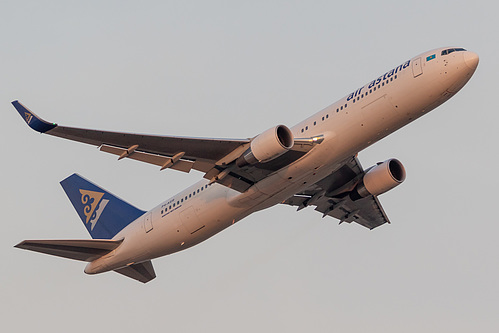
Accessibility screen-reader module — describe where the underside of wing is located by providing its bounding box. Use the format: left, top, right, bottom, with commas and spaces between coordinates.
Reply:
15, 239, 123, 262
282, 156, 391, 229
12, 100, 249, 171
13, 101, 325, 193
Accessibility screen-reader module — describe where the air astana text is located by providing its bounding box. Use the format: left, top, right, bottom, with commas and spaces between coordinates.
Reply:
347, 60, 411, 101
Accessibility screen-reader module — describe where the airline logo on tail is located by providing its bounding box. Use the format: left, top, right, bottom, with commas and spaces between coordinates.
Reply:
24, 112, 32, 124
79, 189, 109, 230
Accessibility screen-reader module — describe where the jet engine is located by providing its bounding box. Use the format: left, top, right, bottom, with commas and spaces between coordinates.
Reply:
236, 125, 294, 167
350, 159, 406, 200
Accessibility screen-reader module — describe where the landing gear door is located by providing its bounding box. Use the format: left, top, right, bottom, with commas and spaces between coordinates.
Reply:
180, 206, 204, 234
412, 57, 423, 77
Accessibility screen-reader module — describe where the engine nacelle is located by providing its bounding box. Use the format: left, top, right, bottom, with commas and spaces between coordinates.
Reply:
350, 159, 406, 200
236, 125, 294, 167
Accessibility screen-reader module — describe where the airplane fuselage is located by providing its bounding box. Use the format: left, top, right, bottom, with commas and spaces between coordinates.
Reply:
85, 47, 478, 275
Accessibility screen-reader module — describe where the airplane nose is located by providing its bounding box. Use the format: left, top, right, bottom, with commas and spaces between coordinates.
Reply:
464, 51, 479, 70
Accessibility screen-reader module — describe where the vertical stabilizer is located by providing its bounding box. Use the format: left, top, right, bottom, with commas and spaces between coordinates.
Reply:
60, 174, 145, 239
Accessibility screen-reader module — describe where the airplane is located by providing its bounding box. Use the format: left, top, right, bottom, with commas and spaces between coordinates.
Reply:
13, 47, 478, 283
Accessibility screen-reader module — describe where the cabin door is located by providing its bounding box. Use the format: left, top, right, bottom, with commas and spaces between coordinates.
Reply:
144, 212, 153, 233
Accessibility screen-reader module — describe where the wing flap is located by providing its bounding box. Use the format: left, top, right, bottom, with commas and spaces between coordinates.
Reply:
315, 195, 390, 229
15, 239, 123, 262
100, 144, 194, 173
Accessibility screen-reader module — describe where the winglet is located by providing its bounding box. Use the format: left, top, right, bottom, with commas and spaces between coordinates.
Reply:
12, 100, 57, 133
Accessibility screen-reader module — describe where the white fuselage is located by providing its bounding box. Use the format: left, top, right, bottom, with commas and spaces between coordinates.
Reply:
85, 47, 478, 275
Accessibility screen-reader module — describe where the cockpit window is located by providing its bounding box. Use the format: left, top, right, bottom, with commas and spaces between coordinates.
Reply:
441, 48, 466, 56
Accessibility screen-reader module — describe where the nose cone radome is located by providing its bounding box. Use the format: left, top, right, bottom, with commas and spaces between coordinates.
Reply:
464, 51, 479, 70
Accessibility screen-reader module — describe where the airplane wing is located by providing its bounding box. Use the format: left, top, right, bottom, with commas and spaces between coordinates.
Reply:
282, 156, 391, 229
13, 101, 323, 192
15, 239, 123, 262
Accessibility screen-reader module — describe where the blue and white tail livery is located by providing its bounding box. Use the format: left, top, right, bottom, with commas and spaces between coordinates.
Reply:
13, 47, 478, 283
60, 174, 145, 239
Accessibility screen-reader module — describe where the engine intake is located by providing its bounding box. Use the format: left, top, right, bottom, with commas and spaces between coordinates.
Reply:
350, 159, 406, 201
236, 125, 294, 167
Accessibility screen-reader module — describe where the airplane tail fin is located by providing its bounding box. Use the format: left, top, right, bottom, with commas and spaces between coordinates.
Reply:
60, 174, 145, 239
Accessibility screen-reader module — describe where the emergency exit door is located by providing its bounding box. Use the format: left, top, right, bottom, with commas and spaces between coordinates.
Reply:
412, 57, 423, 77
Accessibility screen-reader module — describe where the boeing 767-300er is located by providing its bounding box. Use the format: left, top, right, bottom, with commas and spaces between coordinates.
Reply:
13, 47, 478, 283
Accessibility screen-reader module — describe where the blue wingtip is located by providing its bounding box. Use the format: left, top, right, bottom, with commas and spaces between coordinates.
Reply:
12, 100, 57, 133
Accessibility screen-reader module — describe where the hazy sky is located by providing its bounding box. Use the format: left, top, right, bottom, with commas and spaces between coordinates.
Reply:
2, 1, 497, 332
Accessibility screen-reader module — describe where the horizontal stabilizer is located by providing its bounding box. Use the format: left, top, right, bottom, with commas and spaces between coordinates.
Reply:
15, 239, 123, 262
114, 260, 156, 283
